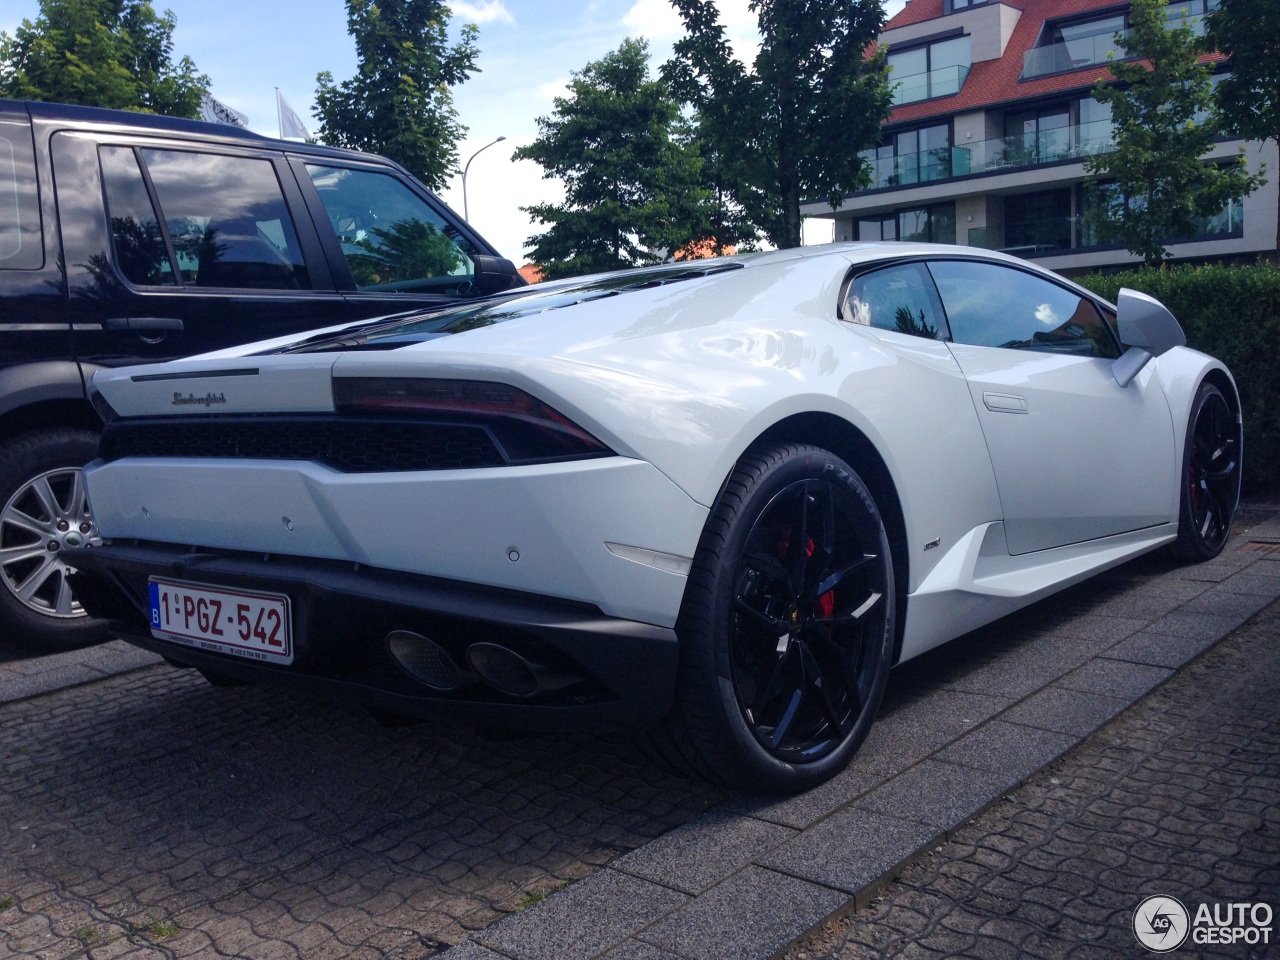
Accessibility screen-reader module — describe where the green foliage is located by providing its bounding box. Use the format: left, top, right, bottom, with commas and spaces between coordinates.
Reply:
1084, 0, 1262, 266
0, 0, 208, 117
314, 0, 479, 193
1077, 262, 1280, 490
1206, 0, 1280, 146
665, 0, 892, 249
515, 38, 712, 280
346, 218, 463, 286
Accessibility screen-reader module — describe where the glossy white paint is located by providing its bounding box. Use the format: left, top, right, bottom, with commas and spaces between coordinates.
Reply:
84, 242, 1237, 661
83, 456, 706, 627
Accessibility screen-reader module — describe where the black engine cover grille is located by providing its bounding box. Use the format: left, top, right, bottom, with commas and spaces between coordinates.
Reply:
101, 416, 506, 472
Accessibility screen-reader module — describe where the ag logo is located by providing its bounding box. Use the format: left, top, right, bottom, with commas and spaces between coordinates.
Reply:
1134, 895, 1190, 952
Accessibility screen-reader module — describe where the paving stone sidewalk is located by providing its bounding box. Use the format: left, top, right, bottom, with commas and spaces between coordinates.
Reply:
1, 503, 1277, 959
447, 506, 1280, 960
785, 596, 1280, 959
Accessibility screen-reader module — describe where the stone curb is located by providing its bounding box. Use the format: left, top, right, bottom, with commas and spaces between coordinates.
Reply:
443, 512, 1280, 960
0, 640, 163, 706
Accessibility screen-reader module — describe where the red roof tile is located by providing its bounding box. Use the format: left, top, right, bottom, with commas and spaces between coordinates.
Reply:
883, 0, 1224, 126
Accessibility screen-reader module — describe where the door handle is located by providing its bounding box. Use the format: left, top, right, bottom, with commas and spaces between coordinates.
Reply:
103, 317, 185, 332
983, 392, 1028, 414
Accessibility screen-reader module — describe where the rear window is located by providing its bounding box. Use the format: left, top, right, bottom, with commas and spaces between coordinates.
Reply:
0, 116, 43, 269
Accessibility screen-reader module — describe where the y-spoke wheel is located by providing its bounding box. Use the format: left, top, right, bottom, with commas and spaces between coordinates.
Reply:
646, 443, 895, 793
0, 429, 108, 651
1170, 383, 1240, 562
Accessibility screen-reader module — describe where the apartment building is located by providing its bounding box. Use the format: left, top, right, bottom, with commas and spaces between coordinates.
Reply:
800, 0, 1278, 273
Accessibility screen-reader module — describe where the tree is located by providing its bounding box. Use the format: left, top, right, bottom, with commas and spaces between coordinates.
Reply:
1084, 0, 1262, 265
664, 0, 893, 249
314, 0, 479, 193
1205, 0, 1280, 251
0, 0, 208, 117
514, 38, 712, 280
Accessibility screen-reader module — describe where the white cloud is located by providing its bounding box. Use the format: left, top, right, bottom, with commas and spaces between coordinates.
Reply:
452, 0, 515, 26
621, 0, 684, 41
539, 77, 570, 100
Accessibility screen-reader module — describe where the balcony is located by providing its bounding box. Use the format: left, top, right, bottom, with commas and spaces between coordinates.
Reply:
1022, 15, 1205, 79
890, 64, 971, 106
859, 119, 1115, 192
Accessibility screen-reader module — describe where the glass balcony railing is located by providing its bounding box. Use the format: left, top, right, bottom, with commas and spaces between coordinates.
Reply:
890, 64, 971, 105
1022, 15, 1205, 79
967, 202, 1241, 257
859, 119, 1115, 192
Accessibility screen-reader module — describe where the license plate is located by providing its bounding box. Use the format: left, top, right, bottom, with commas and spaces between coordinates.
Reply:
148, 578, 293, 665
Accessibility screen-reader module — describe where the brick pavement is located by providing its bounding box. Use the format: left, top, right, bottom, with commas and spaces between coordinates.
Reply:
0, 668, 723, 958
784, 597, 1280, 960
1, 504, 1277, 959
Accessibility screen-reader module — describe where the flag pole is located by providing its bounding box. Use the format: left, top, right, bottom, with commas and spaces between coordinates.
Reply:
275, 87, 282, 140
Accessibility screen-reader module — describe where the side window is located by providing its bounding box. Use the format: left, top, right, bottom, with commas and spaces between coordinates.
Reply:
305, 164, 476, 295
136, 148, 310, 290
927, 260, 1120, 358
100, 146, 176, 286
0, 116, 42, 269
845, 263, 946, 340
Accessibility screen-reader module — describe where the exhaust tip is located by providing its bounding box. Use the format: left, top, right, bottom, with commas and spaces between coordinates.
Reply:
386, 630, 463, 691
467, 642, 540, 698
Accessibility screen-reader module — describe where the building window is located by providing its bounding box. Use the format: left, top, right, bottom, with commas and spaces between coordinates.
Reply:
857, 214, 897, 241
888, 35, 971, 105
860, 123, 953, 189
1079, 180, 1243, 247
1024, 1, 1217, 79
949, 0, 993, 9
899, 203, 956, 244
1004, 189, 1073, 253
998, 97, 1113, 167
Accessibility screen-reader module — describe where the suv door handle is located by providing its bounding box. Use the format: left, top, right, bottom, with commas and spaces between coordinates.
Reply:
103, 317, 185, 332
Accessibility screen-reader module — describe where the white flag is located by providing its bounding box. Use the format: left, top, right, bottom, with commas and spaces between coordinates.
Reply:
276, 89, 311, 141
199, 94, 249, 128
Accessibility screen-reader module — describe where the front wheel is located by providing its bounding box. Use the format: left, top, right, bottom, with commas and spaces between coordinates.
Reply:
1169, 382, 1240, 563
647, 443, 896, 793
0, 429, 109, 652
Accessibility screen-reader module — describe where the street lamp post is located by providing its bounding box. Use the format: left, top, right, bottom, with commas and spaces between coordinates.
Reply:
462, 136, 506, 222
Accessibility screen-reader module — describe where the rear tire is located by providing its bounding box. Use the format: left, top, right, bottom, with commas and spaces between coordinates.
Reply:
1168, 383, 1240, 563
644, 443, 895, 793
0, 429, 108, 652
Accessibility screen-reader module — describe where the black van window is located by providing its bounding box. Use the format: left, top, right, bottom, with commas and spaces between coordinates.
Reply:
99, 146, 176, 286
140, 149, 311, 290
306, 164, 476, 295
0, 116, 43, 270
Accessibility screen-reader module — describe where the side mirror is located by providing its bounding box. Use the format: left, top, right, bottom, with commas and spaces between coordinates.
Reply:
1112, 288, 1186, 387
473, 255, 525, 295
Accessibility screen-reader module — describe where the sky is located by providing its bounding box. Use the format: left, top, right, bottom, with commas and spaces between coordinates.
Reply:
3, 0, 907, 262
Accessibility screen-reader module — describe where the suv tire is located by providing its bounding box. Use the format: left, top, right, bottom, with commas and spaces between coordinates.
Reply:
0, 429, 108, 652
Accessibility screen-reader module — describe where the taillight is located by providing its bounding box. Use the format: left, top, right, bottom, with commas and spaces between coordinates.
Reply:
333, 377, 611, 463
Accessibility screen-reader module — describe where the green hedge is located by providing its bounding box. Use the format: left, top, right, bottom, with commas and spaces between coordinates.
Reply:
1076, 262, 1280, 493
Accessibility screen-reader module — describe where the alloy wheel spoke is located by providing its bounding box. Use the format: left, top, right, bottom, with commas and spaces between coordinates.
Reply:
1, 543, 52, 568
15, 554, 60, 603
51, 571, 75, 616
769, 688, 803, 749
813, 554, 875, 599
799, 644, 849, 736
66, 468, 88, 520
30, 476, 64, 524
2, 508, 56, 540
821, 590, 884, 626
735, 596, 786, 636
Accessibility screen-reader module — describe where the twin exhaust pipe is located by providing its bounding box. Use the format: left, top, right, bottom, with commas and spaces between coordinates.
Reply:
386, 630, 582, 699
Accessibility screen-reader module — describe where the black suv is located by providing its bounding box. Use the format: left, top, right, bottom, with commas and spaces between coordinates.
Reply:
0, 99, 521, 651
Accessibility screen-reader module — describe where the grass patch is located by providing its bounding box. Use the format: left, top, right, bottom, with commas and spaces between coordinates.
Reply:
72, 925, 102, 944
136, 913, 180, 939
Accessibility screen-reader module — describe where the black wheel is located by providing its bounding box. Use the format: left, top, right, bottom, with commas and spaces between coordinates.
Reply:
1169, 383, 1240, 563
0, 429, 109, 652
647, 443, 895, 793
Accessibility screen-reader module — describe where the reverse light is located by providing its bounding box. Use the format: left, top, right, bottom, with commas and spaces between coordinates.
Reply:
333, 377, 612, 463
